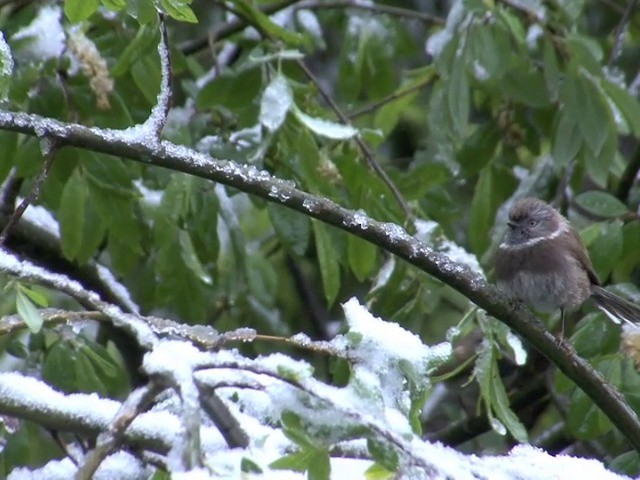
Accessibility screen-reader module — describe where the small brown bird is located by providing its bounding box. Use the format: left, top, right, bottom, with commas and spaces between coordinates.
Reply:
495, 197, 640, 327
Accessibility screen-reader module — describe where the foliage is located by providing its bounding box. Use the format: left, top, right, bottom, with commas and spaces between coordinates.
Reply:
0, 0, 639, 478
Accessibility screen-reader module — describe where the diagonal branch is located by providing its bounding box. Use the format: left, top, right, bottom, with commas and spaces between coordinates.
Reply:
0, 109, 638, 450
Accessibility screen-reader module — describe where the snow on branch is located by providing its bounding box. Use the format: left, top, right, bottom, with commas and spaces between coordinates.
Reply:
0, 105, 639, 452
0, 299, 632, 479
0, 248, 157, 349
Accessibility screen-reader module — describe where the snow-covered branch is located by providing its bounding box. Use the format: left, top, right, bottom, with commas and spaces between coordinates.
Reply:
0, 105, 638, 451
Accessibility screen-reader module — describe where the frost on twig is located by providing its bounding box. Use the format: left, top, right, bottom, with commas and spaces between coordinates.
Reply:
75, 383, 164, 480
0, 248, 156, 349
145, 14, 172, 140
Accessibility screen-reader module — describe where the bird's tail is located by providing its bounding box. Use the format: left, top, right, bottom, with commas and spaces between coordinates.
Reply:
590, 285, 640, 325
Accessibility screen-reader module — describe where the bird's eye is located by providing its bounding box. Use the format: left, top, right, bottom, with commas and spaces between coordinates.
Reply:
529, 220, 537, 227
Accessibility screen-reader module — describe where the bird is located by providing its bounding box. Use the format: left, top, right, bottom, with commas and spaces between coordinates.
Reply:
495, 197, 640, 329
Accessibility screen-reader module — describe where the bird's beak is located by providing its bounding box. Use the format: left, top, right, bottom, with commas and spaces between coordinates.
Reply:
507, 221, 516, 229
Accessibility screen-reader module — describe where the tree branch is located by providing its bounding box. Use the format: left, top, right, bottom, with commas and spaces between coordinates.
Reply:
75, 382, 164, 479
0, 109, 639, 450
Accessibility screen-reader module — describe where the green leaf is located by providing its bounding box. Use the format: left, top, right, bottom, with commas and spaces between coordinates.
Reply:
19, 285, 48, 307
586, 220, 624, 280
307, 448, 330, 480
11, 300, 34, 331
552, 111, 582, 169
111, 24, 159, 77
76, 348, 108, 396
65, 0, 100, 22
601, 79, 640, 136
571, 312, 620, 358
468, 164, 516, 254
59, 170, 88, 261
574, 191, 629, 218
101, 0, 126, 10
270, 450, 313, 472
448, 55, 469, 135
499, 67, 550, 108
567, 358, 617, 438
240, 457, 263, 474
197, 67, 262, 113
542, 37, 559, 101
245, 254, 278, 307
312, 220, 340, 305
490, 366, 528, 442
179, 230, 213, 285
365, 463, 395, 480
160, 0, 198, 23
267, 203, 310, 256
576, 75, 610, 156
42, 342, 77, 393
348, 235, 377, 282
457, 124, 500, 175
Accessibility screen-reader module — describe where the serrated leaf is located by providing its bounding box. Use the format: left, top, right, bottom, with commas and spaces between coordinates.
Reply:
294, 108, 358, 140
65, 0, 100, 22
574, 191, 629, 218
312, 220, 340, 305
59, 170, 87, 260
16, 289, 44, 333
260, 75, 293, 132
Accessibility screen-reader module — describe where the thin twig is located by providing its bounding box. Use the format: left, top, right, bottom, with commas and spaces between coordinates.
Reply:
0, 140, 58, 246
608, 0, 638, 66
179, 0, 304, 55
294, 0, 443, 24
75, 383, 163, 480
295, 60, 412, 218
348, 78, 433, 120
196, 381, 250, 448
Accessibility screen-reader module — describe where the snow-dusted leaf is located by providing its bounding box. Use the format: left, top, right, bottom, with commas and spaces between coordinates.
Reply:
16, 288, 43, 333
294, 108, 358, 140
259, 75, 293, 132
0, 32, 13, 101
